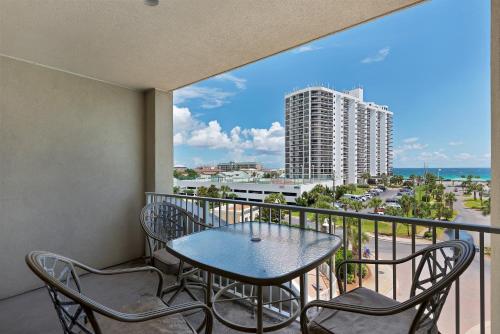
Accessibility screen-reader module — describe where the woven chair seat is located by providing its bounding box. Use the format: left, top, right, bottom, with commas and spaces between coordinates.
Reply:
308, 287, 437, 334
93, 295, 195, 334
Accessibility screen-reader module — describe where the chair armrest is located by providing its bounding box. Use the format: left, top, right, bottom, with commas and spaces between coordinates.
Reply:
75, 263, 164, 297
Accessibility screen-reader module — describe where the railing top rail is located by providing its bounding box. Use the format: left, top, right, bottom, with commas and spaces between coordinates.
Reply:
146, 192, 500, 234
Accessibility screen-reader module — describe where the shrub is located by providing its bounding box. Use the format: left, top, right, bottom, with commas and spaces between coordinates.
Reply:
335, 248, 368, 284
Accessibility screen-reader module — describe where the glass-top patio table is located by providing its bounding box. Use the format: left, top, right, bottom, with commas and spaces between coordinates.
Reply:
166, 221, 342, 333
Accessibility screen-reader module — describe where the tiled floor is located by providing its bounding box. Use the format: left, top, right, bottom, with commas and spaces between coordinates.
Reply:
0, 260, 301, 334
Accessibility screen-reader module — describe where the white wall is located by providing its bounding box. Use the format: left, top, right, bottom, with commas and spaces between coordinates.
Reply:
0, 56, 146, 298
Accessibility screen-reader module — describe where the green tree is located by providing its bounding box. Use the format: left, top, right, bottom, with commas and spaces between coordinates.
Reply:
433, 202, 445, 220
380, 173, 389, 187
385, 206, 403, 217
196, 186, 208, 197
173, 186, 180, 194
398, 194, 414, 217
390, 175, 404, 186
360, 172, 371, 185
442, 207, 453, 221
260, 193, 286, 223
219, 185, 231, 199
348, 200, 364, 213
476, 183, 484, 204
367, 197, 383, 213
444, 192, 457, 211
482, 198, 491, 216
414, 201, 432, 219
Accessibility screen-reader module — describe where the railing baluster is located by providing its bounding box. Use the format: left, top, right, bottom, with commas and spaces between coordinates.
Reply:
411, 224, 416, 280
358, 217, 362, 288
454, 228, 460, 334
342, 216, 347, 291
392, 221, 396, 300
479, 232, 485, 334
375, 219, 379, 293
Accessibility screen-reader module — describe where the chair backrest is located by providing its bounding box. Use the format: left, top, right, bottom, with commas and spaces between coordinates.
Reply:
140, 202, 207, 255
26, 251, 97, 334
409, 240, 475, 332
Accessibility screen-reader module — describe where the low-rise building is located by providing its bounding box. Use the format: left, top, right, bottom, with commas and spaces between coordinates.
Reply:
217, 161, 263, 172
176, 179, 334, 204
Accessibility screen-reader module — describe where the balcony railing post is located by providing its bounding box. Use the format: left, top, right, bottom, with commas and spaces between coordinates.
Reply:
202, 199, 209, 226
299, 210, 306, 229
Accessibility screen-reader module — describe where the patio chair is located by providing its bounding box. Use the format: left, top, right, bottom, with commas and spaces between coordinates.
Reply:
300, 239, 475, 334
25, 251, 213, 334
140, 202, 210, 305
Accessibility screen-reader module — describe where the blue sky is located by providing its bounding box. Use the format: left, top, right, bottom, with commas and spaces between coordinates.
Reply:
173, 0, 490, 169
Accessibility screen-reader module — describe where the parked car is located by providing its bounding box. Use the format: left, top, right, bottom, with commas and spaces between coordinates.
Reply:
385, 202, 402, 209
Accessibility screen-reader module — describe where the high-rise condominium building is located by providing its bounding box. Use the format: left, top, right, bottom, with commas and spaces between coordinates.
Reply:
285, 87, 393, 184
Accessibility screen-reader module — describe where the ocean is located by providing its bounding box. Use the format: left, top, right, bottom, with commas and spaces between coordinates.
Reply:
393, 168, 491, 181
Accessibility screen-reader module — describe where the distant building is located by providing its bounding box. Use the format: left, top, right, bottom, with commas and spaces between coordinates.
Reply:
174, 165, 188, 173
195, 166, 221, 176
217, 161, 263, 172
175, 179, 333, 205
285, 87, 393, 184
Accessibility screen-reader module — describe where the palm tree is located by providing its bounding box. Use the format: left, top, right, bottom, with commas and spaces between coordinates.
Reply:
360, 172, 371, 185
433, 202, 445, 220
219, 185, 231, 199
380, 173, 389, 187
348, 200, 365, 213
444, 192, 457, 211
398, 194, 413, 217
367, 197, 383, 213
476, 183, 484, 205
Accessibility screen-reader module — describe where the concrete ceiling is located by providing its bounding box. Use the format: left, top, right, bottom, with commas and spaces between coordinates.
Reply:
0, 0, 424, 91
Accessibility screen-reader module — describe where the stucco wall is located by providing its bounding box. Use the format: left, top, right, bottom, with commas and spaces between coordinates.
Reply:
0, 56, 146, 298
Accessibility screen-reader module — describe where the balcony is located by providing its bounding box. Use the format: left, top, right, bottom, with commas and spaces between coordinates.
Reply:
1, 194, 496, 333
1, 0, 500, 333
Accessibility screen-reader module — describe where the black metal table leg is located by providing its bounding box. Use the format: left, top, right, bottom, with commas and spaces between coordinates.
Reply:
256, 285, 263, 334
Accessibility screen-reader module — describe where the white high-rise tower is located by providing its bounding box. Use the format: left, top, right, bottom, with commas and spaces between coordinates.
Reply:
285, 86, 393, 184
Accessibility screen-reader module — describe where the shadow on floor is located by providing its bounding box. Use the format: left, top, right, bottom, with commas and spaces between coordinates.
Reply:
0, 260, 301, 334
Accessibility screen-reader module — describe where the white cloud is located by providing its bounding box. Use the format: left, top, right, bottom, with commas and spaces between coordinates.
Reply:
174, 86, 234, 109
418, 151, 449, 161
403, 137, 419, 143
187, 121, 233, 149
455, 152, 474, 161
361, 47, 390, 64
214, 73, 247, 89
449, 141, 463, 146
291, 44, 323, 54
393, 137, 428, 158
243, 122, 285, 154
174, 105, 284, 157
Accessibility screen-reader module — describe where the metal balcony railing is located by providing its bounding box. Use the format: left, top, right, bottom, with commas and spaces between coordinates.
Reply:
146, 193, 499, 333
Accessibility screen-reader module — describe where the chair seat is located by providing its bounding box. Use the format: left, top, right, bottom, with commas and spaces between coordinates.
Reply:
153, 249, 192, 274
308, 287, 437, 334
94, 295, 195, 334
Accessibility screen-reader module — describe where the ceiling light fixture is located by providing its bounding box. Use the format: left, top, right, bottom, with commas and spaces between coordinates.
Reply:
144, 0, 159, 6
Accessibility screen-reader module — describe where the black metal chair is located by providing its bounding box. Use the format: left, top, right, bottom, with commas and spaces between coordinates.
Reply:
140, 202, 209, 305
301, 240, 475, 334
25, 251, 213, 334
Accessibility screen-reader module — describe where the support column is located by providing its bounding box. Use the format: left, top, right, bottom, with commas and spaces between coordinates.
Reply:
491, 1, 499, 333
145, 89, 173, 194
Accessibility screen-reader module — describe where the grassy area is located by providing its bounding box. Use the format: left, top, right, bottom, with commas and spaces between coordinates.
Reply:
352, 187, 369, 195
463, 197, 486, 210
